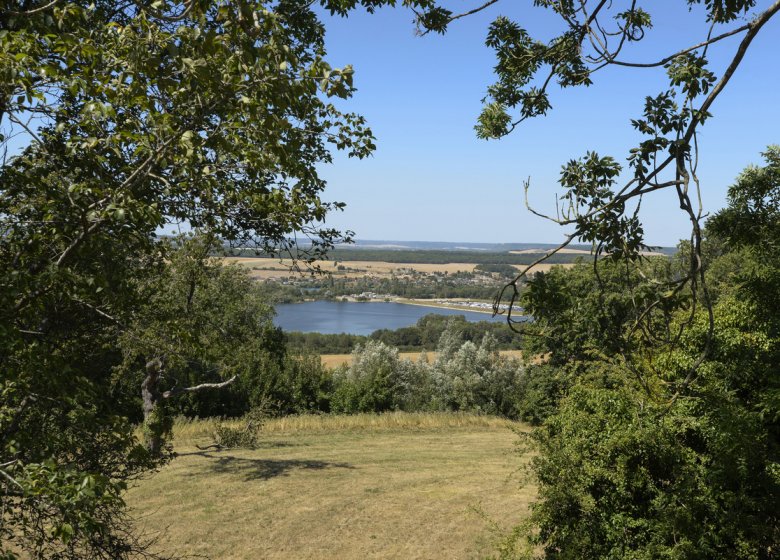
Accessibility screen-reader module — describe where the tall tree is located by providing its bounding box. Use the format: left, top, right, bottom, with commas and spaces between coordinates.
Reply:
394, 0, 780, 328
0, 0, 413, 557
514, 150, 780, 560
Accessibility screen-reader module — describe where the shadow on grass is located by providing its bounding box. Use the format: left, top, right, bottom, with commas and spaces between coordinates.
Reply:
181, 451, 355, 481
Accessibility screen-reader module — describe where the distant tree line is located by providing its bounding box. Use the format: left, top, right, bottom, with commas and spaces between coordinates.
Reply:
323, 275, 502, 300
238, 247, 586, 265
284, 314, 523, 354
257, 273, 518, 302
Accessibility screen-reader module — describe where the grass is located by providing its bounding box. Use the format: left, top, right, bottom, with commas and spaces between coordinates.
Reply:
128, 412, 535, 559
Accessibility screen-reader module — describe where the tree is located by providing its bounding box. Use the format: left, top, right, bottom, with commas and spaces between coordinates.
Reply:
116, 234, 277, 457
391, 0, 780, 328
0, 0, 412, 556
519, 153, 780, 559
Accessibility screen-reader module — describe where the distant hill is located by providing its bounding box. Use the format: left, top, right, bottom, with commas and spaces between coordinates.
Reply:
338, 239, 676, 256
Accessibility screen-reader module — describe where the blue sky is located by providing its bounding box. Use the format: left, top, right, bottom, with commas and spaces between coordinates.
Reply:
314, 2, 780, 246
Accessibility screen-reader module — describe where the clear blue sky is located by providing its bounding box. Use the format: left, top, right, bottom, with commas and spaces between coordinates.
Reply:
314, 2, 780, 247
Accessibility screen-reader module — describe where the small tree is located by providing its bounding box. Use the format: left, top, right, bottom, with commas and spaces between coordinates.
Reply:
115, 235, 274, 456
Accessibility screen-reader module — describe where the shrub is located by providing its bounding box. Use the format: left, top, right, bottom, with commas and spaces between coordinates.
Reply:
331, 341, 413, 413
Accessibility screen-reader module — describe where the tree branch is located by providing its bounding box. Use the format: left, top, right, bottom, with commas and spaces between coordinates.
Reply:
162, 375, 238, 399
602, 23, 751, 69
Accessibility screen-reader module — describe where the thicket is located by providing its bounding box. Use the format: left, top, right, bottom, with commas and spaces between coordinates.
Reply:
330, 328, 525, 417
494, 151, 780, 558
144, 317, 528, 420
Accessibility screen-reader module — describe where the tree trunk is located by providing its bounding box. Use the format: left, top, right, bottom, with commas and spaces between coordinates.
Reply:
141, 357, 237, 457
141, 357, 164, 457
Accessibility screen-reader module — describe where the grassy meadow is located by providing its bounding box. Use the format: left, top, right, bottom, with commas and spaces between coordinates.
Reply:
127, 413, 535, 559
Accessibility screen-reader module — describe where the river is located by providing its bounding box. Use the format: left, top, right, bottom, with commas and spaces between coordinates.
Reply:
273, 301, 508, 335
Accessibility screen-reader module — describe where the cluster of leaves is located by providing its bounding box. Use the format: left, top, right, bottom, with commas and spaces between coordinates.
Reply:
330, 324, 525, 417
498, 150, 780, 559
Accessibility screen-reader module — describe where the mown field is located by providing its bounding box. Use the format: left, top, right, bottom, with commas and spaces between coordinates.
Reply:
127, 413, 535, 560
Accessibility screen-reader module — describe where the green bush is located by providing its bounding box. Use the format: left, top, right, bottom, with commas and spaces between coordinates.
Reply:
331, 341, 413, 413
331, 327, 526, 417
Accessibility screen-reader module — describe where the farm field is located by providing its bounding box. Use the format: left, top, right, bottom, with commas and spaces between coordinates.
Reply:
224, 256, 574, 279
320, 349, 525, 369
127, 413, 534, 560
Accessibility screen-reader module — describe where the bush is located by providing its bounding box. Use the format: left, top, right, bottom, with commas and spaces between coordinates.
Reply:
331, 326, 526, 417
331, 341, 414, 413
209, 407, 268, 449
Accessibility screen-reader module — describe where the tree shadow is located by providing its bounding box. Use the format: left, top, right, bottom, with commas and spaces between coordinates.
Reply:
182, 451, 355, 481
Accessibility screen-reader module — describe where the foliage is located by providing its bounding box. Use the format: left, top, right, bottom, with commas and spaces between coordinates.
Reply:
285, 330, 368, 354
0, 0, 392, 556
515, 152, 780, 558
115, 235, 278, 455
209, 407, 269, 450
331, 322, 526, 416
476, 263, 521, 279
322, 273, 506, 300
513, 364, 567, 426
331, 340, 414, 413
241, 352, 334, 415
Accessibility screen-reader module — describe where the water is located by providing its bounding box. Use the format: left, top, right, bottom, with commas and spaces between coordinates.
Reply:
273, 301, 508, 335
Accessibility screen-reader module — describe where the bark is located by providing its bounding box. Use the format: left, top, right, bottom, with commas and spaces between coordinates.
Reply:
141, 357, 163, 456
141, 357, 237, 457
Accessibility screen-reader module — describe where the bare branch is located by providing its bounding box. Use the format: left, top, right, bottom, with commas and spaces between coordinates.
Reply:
602, 23, 751, 69
162, 375, 238, 399
683, 0, 780, 145
5, 0, 61, 16
446, 0, 500, 23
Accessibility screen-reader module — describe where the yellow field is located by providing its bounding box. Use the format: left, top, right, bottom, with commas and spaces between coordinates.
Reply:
320, 349, 524, 369
127, 413, 535, 559
224, 257, 573, 279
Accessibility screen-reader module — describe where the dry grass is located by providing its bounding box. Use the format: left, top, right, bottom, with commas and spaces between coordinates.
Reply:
224, 257, 575, 279
320, 350, 524, 369
128, 413, 534, 560
511, 263, 574, 274
224, 257, 477, 278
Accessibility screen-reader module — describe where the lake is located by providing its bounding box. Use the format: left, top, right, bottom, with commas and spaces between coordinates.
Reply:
274, 301, 509, 335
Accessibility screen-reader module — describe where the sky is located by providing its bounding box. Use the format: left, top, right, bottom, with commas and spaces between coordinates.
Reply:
311, 2, 780, 247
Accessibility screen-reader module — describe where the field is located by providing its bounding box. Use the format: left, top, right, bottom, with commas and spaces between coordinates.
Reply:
320, 349, 525, 369
224, 256, 573, 280
127, 413, 535, 560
